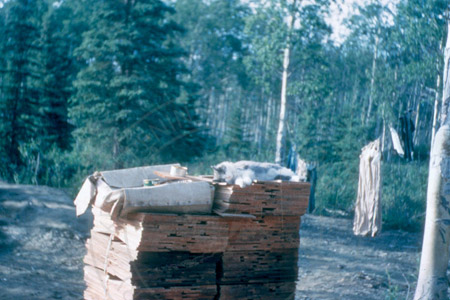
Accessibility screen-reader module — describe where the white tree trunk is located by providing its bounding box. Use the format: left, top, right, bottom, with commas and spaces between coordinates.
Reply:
432, 40, 445, 146
366, 31, 379, 122
414, 124, 450, 300
431, 73, 441, 146
414, 89, 421, 145
381, 118, 386, 153
275, 0, 297, 164
441, 25, 450, 124
414, 21, 450, 300
275, 43, 290, 164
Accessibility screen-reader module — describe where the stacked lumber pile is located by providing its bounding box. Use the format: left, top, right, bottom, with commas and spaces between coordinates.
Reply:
213, 181, 310, 216
84, 208, 221, 300
82, 181, 310, 300
213, 181, 309, 299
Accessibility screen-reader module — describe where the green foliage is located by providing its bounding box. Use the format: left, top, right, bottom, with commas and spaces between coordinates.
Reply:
0, 0, 446, 233
314, 159, 428, 231
221, 107, 251, 159
69, 0, 206, 171
173, 0, 249, 90
243, 2, 285, 94
0, 0, 47, 178
172, 0, 250, 152
385, 269, 400, 300
382, 161, 427, 231
39, 2, 80, 151
315, 160, 360, 215
0, 0, 87, 184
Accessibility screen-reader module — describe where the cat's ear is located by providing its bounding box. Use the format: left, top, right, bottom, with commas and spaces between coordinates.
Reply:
212, 165, 226, 172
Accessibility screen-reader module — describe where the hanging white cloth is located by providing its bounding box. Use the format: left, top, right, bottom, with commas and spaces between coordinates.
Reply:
353, 139, 382, 237
390, 127, 405, 157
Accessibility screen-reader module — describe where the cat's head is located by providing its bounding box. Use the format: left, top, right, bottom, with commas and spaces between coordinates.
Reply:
211, 162, 235, 184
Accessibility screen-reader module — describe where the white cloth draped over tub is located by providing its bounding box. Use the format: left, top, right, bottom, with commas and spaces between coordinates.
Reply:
74, 164, 214, 219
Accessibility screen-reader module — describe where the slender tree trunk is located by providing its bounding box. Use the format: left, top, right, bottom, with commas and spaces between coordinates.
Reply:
413, 85, 422, 145
432, 38, 445, 146
257, 98, 264, 152
258, 90, 265, 154
275, 0, 297, 164
219, 92, 227, 140
441, 31, 450, 124
432, 73, 442, 146
265, 96, 273, 146
206, 88, 215, 129
414, 21, 450, 300
113, 128, 122, 169
381, 117, 386, 153
366, 30, 379, 123
414, 123, 450, 300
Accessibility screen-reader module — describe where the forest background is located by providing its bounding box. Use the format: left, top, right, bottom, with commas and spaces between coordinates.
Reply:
0, 0, 447, 231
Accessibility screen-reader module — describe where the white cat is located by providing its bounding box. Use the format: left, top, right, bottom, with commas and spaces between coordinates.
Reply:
211, 160, 304, 188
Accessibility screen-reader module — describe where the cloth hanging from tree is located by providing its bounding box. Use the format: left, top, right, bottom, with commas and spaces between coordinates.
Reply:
353, 139, 382, 237
399, 111, 415, 161
389, 126, 405, 157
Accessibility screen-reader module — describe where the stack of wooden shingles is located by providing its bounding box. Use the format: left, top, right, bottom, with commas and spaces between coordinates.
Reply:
82, 181, 310, 300
83, 208, 224, 299
213, 181, 310, 299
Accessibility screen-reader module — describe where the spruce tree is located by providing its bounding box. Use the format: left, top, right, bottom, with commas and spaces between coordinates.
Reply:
39, 3, 80, 151
0, 0, 46, 179
70, 0, 204, 170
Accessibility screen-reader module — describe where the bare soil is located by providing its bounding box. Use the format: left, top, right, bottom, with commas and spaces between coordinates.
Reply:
0, 183, 91, 300
297, 214, 422, 300
0, 183, 424, 300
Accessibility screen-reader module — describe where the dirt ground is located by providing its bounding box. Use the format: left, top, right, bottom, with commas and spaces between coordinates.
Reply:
0, 183, 91, 300
297, 214, 422, 300
0, 183, 426, 299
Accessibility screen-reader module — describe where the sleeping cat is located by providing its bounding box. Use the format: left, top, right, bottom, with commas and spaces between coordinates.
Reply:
212, 160, 305, 188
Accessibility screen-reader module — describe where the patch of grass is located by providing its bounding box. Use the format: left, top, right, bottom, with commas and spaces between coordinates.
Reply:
381, 161, 427, 231
314, 160, 359, 215
385, 269, 400, 300
313, 159, 427, 232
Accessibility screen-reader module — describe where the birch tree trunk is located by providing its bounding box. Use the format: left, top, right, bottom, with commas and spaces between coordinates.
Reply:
413, 86, 421, 145
366, 30, 379, 123
266, 97, 273, 144
431, 73, 441, 146
432, 39, 445, 146
275, 0, 297, 164
441, 26, 450, 125
414, 21, 450, 300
